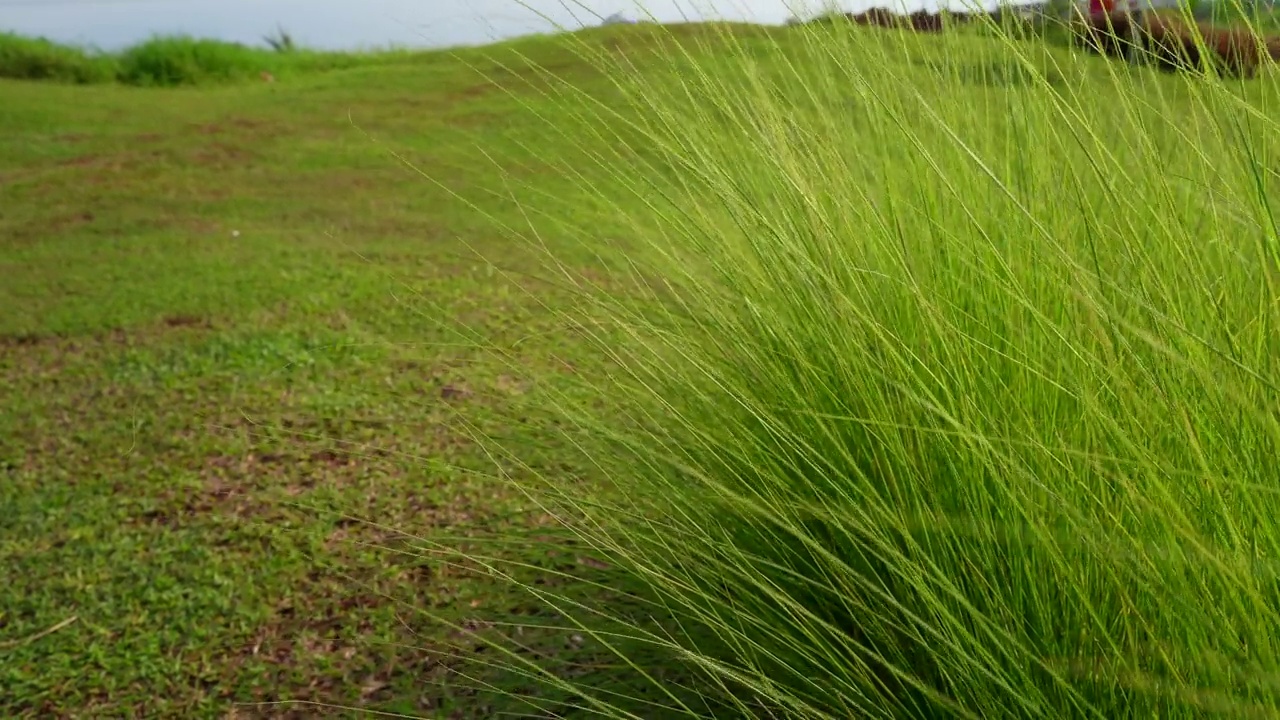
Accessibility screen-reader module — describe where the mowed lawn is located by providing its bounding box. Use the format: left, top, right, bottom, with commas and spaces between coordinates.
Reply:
3, 19, 1279, 719
0, 26, 657, 718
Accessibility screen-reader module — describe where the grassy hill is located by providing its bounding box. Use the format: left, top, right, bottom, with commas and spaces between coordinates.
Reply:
3, 18, 1280, 719
0, 25, 634, 718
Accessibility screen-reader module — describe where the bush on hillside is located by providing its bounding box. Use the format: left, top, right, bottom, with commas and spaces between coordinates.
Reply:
115, 36, 270, 86
0, 32, 116, 83
109, 34, 399, 86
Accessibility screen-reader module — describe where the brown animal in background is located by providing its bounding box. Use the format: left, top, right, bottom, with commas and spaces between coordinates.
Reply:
908, 10, 944, 32
1136, 14, 1203, 71
1204, 24, 1280, 77
1071, 10, 1280, 78
854, 7, 901, 27
1139, 15, 1278, 77
1073, 10, 1143, 60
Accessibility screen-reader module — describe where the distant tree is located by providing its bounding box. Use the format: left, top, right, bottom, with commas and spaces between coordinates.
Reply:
601, 12, 635, 26
263, 25, 295, 53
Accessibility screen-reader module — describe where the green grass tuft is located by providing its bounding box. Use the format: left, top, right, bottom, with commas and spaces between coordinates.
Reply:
115, 36, 278, 86
0, 32, 117, 84
466, 13, 1280, 719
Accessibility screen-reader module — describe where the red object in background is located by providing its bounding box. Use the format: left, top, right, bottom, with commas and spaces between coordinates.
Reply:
1089, 0, 1118, 12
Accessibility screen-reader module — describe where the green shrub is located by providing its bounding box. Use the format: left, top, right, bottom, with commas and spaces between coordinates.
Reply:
114, 35, 269, 86
0, 32, 116, 83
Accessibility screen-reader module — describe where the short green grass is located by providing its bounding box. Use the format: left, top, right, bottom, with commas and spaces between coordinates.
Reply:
0, 27, 657, 717
5, 16, 1280, 719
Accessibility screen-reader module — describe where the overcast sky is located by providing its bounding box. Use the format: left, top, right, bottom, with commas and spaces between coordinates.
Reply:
0, 0, 977, 51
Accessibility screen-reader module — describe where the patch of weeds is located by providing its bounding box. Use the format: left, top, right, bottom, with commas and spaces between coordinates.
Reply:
104, 329, 384, 384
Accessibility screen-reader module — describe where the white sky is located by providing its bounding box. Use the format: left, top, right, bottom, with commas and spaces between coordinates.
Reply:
0, 0, 986, 51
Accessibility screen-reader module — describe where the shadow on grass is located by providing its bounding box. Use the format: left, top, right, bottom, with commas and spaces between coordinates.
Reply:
377, 523, 746, 719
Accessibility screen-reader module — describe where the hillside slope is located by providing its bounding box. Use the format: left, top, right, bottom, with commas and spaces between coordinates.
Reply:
3, 20, 1280, 718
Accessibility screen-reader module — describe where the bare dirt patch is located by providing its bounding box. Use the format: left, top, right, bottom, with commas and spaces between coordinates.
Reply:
190, 142, 259, 168
58, 154, 101, 168
3, 209, 98, 245
0, 332, 44, 348
446, 58, 586, 104
191, 117, 278, 139
162, 314, 210, 329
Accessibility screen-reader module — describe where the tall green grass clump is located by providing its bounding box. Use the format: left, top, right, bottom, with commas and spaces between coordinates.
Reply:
115, 36, 277, 86
111, 34, 404, 86
0, 32, 116, 83
464, 11, 1280, 719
